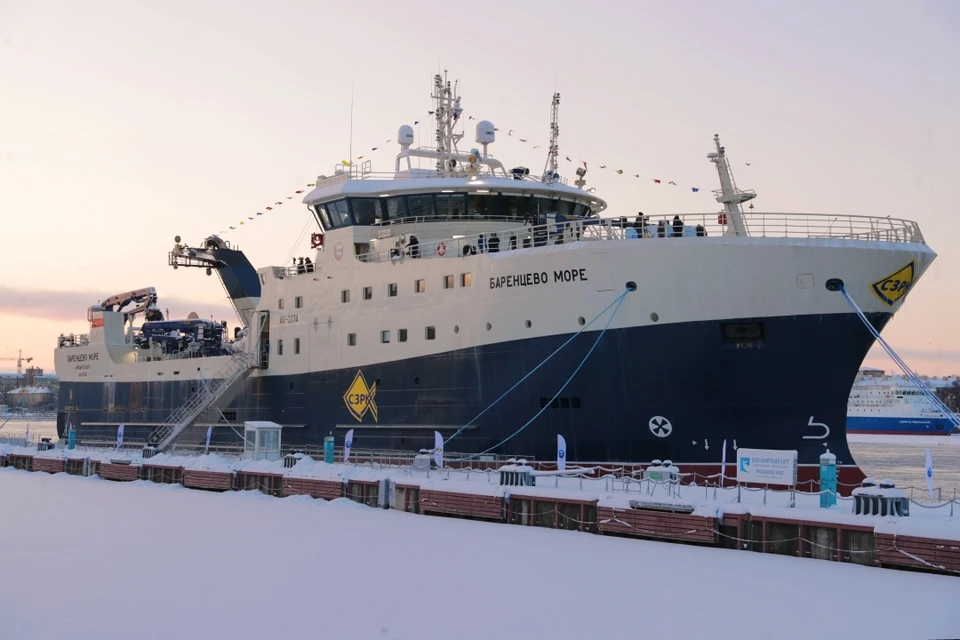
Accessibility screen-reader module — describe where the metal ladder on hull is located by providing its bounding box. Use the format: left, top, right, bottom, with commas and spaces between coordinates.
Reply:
148, 351, 256, 451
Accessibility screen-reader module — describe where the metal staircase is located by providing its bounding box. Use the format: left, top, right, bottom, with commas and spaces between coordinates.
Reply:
148, 351, 256, 451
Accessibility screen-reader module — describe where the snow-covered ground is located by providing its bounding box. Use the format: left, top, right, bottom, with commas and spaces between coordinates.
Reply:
0, 469, 957, 640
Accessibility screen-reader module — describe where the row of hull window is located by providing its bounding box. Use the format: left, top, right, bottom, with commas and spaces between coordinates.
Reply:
341, 273, 471, 303
275, 338, 301, 356
348, 327, 434, 346
312, 194, 593, 230
278, 296, 303, 310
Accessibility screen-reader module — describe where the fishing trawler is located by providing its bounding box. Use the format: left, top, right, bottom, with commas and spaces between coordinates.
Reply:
54, 71, 937, 486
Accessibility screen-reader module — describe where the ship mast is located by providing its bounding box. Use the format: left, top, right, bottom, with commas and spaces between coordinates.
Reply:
542, 92, 560, 184
432, 71, 463, 177
709, 134, 755, 237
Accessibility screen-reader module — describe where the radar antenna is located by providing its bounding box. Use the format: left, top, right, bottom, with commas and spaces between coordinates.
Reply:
432, 71, 464, 177
542, 92, 561, 184
708, 134, 756, 237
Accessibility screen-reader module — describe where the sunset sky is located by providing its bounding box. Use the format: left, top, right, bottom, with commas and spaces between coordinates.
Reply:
1, 0, 958, 375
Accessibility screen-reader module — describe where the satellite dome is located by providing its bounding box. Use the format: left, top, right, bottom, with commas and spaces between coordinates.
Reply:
475, 120, 495, 145
398, 125, 415, 146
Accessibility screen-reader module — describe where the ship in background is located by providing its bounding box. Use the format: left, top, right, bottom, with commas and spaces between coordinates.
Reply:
54, 72, 938, 487
847, 368, 960, 435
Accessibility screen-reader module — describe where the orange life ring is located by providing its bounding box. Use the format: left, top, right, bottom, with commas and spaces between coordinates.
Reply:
310, 232, 324, 248
436, 241, 446, 257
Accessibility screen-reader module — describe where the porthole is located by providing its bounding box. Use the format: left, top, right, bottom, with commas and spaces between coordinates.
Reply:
525, 320, 532, 328
577, 316, 585, 326
454, 325, 460, 334
414, 375, 420, 385
486, 322, 492, 331
650, 312, 659, 322
626, 281, 637, 291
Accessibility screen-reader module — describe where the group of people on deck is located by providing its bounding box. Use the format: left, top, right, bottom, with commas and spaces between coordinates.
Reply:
621, 212, 707, 239
292, 257, 315, 273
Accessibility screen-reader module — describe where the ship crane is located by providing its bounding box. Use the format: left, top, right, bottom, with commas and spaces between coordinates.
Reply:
168, 234, 261, 327
708, 134, 756, 237
99, 287, 164, 325
0, 349, 33, 376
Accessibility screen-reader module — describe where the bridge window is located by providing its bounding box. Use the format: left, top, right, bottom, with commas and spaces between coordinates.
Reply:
388, 283, 398, 297
350, 198, 381, 226
294, 338, 300, 355
398, 329, 408, 342
312, 204, 332, 229
341, 289, 350, 303
294, 296, 303, 309
499, 194, 530, 220
278, 339, 284, 356
461, 273, 472, 287
327, 200, 352, 227
407, 194, 435, 219
381, 330, 390, 344
467, 194, 497, 218
347, 333, 357, 346
363, 286, 372, 301
443, 275, 454, 289
425, 326, 436, 340
415, 279, 425, 293
435, 193, 466, 219
532, 196, 558, 215
384, 196, 408, 221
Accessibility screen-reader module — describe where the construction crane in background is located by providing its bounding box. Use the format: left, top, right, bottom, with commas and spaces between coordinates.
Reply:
0, 350, 33, 376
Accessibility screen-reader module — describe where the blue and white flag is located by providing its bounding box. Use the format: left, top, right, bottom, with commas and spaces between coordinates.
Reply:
204, 426, 213, 455
557, 434, 567, 472
925, 447, 934, 501
433, 431, 444, 469
116, 424, 125, 449
23, 423, 29, 444
344, 428, 354, 463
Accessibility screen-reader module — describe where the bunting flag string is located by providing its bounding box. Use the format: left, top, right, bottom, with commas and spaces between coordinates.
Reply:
217, 185, 315, 236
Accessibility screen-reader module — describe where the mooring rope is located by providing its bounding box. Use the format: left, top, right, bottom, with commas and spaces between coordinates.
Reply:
836, 284, 960, 428
449, 287, 631, 462
443, 287, 632, 446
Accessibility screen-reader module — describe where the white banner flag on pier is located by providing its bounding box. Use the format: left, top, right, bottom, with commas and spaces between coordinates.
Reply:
557, 434, 567, 472
344, 429, 354, 463
925, 448, 935, 501
720, 439, 727, 487
116, 424, 125, 449
204, 426, 213, 455
433, 431, 444, 469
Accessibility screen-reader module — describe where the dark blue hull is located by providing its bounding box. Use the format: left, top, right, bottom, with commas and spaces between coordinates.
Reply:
58, 312, 890, 467
846, 416, 957, 435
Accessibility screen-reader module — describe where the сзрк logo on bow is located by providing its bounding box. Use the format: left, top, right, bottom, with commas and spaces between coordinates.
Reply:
344, 370, 378, 422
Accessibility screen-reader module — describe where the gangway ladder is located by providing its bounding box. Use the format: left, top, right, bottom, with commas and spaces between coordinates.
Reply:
148, 351, 256, 451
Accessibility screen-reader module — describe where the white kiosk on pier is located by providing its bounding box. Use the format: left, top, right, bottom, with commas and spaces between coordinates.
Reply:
243, 421, 282, 461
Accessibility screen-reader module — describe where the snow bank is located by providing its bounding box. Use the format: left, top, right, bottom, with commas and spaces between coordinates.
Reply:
1, 468, 959, 640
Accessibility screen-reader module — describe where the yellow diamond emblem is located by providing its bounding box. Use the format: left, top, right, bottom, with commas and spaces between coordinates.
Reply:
343, 370, 378, 422
871, 261, 915, 306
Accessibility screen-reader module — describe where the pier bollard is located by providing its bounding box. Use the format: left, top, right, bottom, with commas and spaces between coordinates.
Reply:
819, 450, 837, 508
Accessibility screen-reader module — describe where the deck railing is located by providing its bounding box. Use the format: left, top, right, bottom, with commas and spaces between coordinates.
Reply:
347, 212, 924, 264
